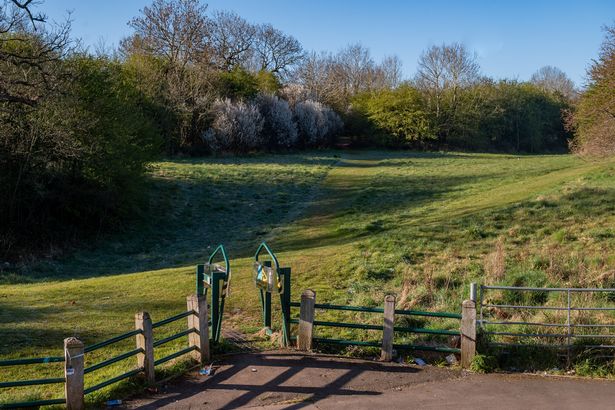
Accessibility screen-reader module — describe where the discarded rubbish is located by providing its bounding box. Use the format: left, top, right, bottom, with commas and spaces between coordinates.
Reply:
251, 368, 258, 372
414, 358, 426, 366
106, 399, 122, 406
445, 354, 458, 365
199, 363, 214, 376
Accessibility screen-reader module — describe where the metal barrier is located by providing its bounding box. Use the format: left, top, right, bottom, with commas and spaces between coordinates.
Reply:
253, 242, 292, 346
478, 284, 615, 361
196, 244, 231, 343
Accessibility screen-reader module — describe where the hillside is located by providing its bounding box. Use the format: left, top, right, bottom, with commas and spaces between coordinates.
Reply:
2, 150, 615, 403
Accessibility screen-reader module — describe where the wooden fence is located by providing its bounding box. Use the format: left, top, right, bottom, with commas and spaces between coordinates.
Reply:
0, 294, 209, 410
291, 290, 477, 368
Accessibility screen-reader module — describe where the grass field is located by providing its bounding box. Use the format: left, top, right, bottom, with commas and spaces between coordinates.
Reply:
2, 150, 615, 404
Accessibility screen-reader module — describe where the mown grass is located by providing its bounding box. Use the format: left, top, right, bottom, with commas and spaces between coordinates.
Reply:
2, 150, 615, 404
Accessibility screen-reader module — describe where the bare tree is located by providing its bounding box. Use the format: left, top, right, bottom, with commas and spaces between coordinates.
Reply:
1, 0, 73, 242
415, 45, 447, 117
122, 0, 215, 148
7, 0, 45, 27
208, 10, 256, 71
123, 0, 209, 67
290, 51, 337, 104
253, 23, 303, 74
291, 44, 400, 110
416, 42, 480, 118
415, 43, 480, 141
0, 0, 71, 107
531, 65, 576, 99
335, 43, 377, 95
380, 55, 403, 89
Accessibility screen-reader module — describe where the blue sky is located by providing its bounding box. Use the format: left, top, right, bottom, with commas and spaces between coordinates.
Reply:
40, 0, 614, 86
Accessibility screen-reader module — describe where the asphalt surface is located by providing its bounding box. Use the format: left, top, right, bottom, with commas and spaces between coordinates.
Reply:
125, 351, 615, 409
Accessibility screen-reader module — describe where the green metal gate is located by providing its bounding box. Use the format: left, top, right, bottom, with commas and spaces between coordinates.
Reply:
196, 244, 231, 343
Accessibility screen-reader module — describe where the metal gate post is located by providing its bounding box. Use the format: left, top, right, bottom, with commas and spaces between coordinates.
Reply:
280, 267, 292, 346
262, 261, 273, 331
566, 289, 571, 367
196, 264, 205, 296
211, 271, 221, 342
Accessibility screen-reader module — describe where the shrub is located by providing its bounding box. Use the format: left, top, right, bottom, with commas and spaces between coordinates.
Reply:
351, 85, 434, 147
294, 100, 342, 147
569, 24, 615, 157
470, 354, 498, 373
255, 93, 298, 148
204, 98, 265, 152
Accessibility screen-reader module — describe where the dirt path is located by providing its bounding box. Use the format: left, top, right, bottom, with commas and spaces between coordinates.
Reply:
125, 351, 614, 409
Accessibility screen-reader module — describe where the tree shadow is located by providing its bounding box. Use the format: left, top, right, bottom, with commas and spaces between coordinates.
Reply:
2, 151, 585, 284
4, 155, 339, 283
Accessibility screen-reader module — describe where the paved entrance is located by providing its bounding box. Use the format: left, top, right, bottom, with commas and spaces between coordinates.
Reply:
126, 351, 614, 409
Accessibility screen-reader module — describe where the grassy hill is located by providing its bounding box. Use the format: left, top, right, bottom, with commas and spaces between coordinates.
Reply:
2, 150, 615, 404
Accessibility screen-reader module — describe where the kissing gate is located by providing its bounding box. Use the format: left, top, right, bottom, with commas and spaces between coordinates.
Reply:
196, 242, 292, 346
194, 242, 469, 363
196, 244, 230, 343
253, 242, 292, 346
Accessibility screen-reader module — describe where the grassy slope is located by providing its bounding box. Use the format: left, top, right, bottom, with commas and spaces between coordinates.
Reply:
2, 150, 615, 403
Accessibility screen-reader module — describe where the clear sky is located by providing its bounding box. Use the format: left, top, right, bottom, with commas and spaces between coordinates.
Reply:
39, 0, 614, 87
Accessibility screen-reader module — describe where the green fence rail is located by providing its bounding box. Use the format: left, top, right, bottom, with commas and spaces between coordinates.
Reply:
85, 329, 143, 353
152, 310, 194, 329
0, 398, 66, 409
84, 348, 144, 375
84, 367, 144, 395
150, 311, 201, 368
153, 328, 196, 348
0, 356, 64, 366
289, 302, 462, 319
82, 330, 148, 396
154, 345, 197, 367
0, 355, 66, 409
0, 377, 65, 389
290, 300, 461, 353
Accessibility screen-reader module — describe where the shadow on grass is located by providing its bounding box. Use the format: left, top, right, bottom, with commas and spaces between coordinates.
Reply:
4, 155, 340, 284
1, 151, 588, 284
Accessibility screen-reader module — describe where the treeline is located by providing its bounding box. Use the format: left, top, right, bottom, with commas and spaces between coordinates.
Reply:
295, 43, 574, 152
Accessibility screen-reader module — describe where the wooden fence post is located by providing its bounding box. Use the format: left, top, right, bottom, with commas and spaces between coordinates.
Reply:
298, 289, 316, 351
135, 312, 155, 384
64, 337, 84, 410
461, 300, 476, 369
187, 294, 210, 363
381, 294, 396, 361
